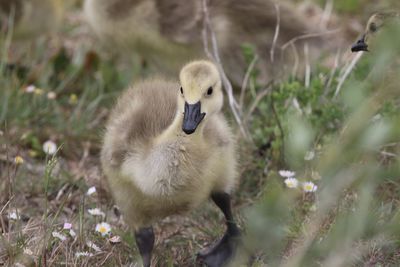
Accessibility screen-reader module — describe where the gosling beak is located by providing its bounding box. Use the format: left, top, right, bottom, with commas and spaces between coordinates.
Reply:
182, 101, 206, 135
351, 34, 369, 52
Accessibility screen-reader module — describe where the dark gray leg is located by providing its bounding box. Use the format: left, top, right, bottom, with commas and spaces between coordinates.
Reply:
135, 227, 155, 267
197, 192, 240, 267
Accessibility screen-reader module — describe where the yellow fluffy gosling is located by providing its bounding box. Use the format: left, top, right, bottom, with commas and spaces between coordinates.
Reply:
101, 60, 239, 267
351, 11, 400, 52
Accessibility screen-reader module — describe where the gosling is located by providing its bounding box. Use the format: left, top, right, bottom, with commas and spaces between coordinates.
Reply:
101, 60, 239, 267
351, 11, 400, 52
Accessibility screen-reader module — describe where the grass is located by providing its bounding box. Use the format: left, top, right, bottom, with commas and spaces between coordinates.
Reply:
1, 1, 400, 267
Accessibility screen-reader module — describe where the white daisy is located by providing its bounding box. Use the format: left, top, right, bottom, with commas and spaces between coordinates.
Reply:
303, 181, 318, 192
7, 211, 20, 220
95, 222, 111, 236
86, 241, 102, 252
52, 231, 67, 241
24, 85, 36, 93
88, 208, 106, 218
75, 251, 93, 258
43, 140, 57, 155
284, 178, 299, 189
23, 248, 33, 255
47, 91, 57, 100
69, 229, 76, 237
279, 170, 295, 178
86, 186, 96, 196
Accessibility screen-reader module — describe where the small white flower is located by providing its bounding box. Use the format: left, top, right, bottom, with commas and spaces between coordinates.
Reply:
25, 85, 36, 93
284, 178, 299, 188
88, 208, 105, 218
7, 211, 20, 220
52, 231, 67, 241
279, 170, 295, 178
86, 186, 96, 196
69, 229, 76, 237
47, 91, 57, 100
23, 248, 33, 255
43, 140, 57, 155
15, 263, 26, 267
304, 150, 315, 161
86, 241, 102, 252
63, 222, 72, 230
75, 251, 93, 258
303, 181, 318, 192
95, 222, 111, 236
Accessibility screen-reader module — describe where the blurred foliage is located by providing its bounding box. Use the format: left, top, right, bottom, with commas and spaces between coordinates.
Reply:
240, 18, 400, 266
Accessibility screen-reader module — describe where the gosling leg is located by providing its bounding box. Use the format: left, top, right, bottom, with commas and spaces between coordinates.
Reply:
135, 227, 155, 267
197, 192, 240, 267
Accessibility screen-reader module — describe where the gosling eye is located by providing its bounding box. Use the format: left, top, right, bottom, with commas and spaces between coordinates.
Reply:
180, 87, 183, 95
369, 22, 377, 33
206, 87, 213, 96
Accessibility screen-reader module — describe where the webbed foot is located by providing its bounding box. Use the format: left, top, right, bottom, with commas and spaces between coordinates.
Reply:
197, 230, 240, 267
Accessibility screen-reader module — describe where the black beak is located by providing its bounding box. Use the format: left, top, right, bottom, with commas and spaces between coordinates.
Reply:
182, 101, 206, 135
351, 34, 369, 52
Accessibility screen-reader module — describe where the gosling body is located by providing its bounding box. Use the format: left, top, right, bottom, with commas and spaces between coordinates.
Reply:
101, 60, 239, 266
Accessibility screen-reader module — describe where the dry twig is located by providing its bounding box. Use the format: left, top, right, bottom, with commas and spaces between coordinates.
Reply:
201, 0, 250, 140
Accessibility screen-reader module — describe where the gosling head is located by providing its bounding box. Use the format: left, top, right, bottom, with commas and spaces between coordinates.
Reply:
352, 12, 400, 52
178, 60, 223, 135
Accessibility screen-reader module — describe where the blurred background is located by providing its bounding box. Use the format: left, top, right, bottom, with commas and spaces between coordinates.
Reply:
0, 0, 399, 266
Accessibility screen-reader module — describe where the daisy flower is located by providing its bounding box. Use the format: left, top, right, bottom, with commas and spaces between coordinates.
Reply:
63, 222, 72, 230
52, 231, 67, 241
303, 181, 318, 192
14, 156, 24, 165
34, 88, 44, 95
86, 241, 102, 252
279, 170, 295, 178
69, 229, 76, 237
87, 186, 96, 196
47, 91, 57, 100
284, 178, 299, 188
43, 140, 57, 155
88, 208, 106, 218
95, 222, 111, 236
75, 251, 93, 258
7, 211, 20, 220
24, 85, 36, 93
23, 248, 33, 255
69, 94, 78, 104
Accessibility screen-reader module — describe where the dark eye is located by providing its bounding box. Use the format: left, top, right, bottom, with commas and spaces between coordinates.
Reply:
180, 87, 183, 94
207, 87, 213, 95
369, 22, 377, 32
